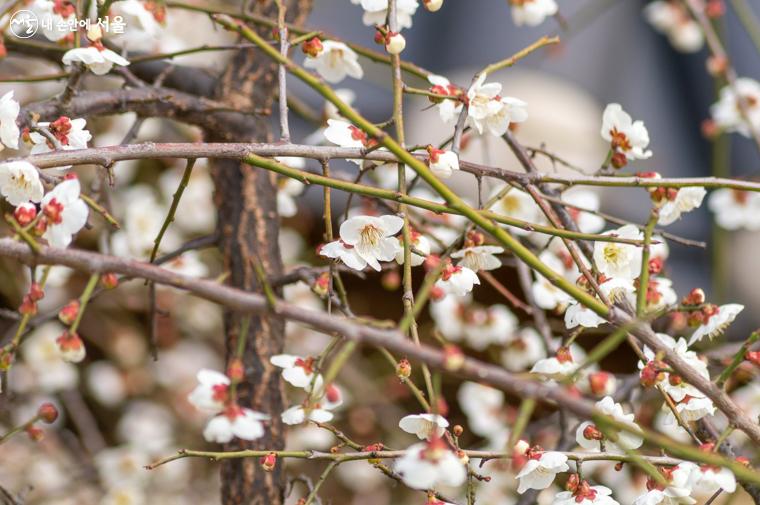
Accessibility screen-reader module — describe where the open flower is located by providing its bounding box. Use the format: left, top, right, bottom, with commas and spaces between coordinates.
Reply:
399, 414, 449, 440
203, 405, 269, 443
492, 187, 544, 236
350, 0, 419, 28
62, 44, 130, 75
639, 334, 708, 401
688, 304, 744, 345
509, 0, 558, 27
466, 74, 528, 136
270, 354, 322, 390
576, 396, 643, 452
427, 74, 464, 124
692, 464, 736, 495
664, 396, 715, 424
427, 147, 460, 178
502, 327, 547, 372
593, 225, 644, 280
708, 188, 760, 230
644, 1, 704, 53
657, 187, 706, 225
634, 463, 698, 505
0, 161, 44, 206
304, 40, 363, 83
395, 229, 431, 266
187, 369, 230, 412
710, 77, 760, 138
395, 437, 466, 490
601, 104, 652, 161
0, 91, 20, 150
435, 262, 480, 296
515, 447, 569, 493
553, 481, 620, 505
319, 240, 367, 270
30, 116, 92, 155
323, 119, 375, 165
531, 347, 578, 379
281, 384, 343, 425
335, 214, 403, 271
451, 245, 503, 272
40, 177, 89, 248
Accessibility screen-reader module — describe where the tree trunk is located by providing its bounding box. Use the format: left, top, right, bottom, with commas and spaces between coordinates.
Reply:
208, 2, 312, 504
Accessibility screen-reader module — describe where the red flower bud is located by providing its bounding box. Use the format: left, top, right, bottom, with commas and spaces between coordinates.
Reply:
58, 300, 80, 326
260, 452, 277, 472
443, 344, 464, 371
611, 151, 628, 169
37, 402, 59, 424
19, 295, 37, 316
26, 425, 44, 442
13, 203, 37, 227
583, 424, 604, 441
396, 357, 412, 378
682, 288, 705, 306
301, 37, 323, 58
28, 283, 45, 302
227, 358, 245, 382
746, 350, 760, 367
101, 273, 119, 289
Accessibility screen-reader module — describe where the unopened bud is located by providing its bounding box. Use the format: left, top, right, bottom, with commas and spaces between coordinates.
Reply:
56, 331, 86, 363
325, 383, 341, 403
746, 350, 760, 367
583, 424, 604, 441
381, 269, 401, 290
588, 371, 616, 396
14, 203, 37, 226
706, 55, 728, 77
705, 0, 725, 18
37, 402, 58, 424
423, 0, 443, 11
396, 358, 412, 378
302, 37, 323, 58
456, 449, 469, 465
453, 424, 464, 437
385, 32, 406, 55
19, 295, 37, 316
442, 344, 464, 371
736, 456, 751, 467
101, 273, 119, 289
26, 425, 44, 442
58, 300, 80, 325
28, 282, 45, 302
611, 151, 627, 169
682, 288, 705, 306
227, 358, 245, 382
668, 374, 683, 386
260, 452, 276, 472
313, 272, 330, 297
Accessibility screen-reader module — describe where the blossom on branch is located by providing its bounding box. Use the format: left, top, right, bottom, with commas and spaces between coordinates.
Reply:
304, 40, 364, 83
0, 161, 44, 206
394, 437, 466, 490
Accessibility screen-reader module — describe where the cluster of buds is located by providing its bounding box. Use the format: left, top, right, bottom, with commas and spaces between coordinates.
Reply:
301, 37, 323, 58
680, 288, 720, 327
24, 402, 60, 443
19, 282, 45, 316
373, 26, 406, 55
427, 80, 464, 105
565, 474, 599, 502
463, 230, 485, 249
640, 359, 667, 387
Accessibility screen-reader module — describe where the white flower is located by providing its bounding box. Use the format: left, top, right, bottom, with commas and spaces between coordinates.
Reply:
640, 334, 708, 402
304, 40, 363, 83
492, 187, 544, 236
428, 148, 460, 178
601, 103, 652, 160
323, 119, 372, 165
319, 240, 368, 270
689, 304, 744, 345
710, 77, 760, 137
62, 45, 130, 75
351, 0, 419, 29
515, 450, 569, 493
463, 304, 517, 350
107, 0, 163, 50
394, 439, 466, 490
40, 178, 89, 248
665, 396, 715, 423
19, 322, 78, 393
281, 384, 343, 425
395, 231, 431, 266
593, 224, 644, 280
203, 407, 269, 443
564, 300, 607, 329
399, 414, 449, 440
0, 161, 44, 206
436, 264, 480, 296
277, 178, 305, 218
29, 0, 77, 42
0, 91, 20, 149
30, 117, 92, 155
337, 214, 403, 271
658, 187, 706, 225
187, 369, 230, 413
634, 462, 699, 505
552, 484, 620, 505
457, 382, 507, 438
510, 0, 559, 27
533, 250, 575, 310
531, 347, 578, 379
708, 188, 760, 230
576, 396, 643, 452
562, 189, 606, 234
451, 245, 503, 272
466, 75, 528, 136
385, 32, 406, 54
270, 354, 321, 390
644, 1, 704, 53
427, 74, 464, 124
692, 465, 736, 495
502, 327, 547, 372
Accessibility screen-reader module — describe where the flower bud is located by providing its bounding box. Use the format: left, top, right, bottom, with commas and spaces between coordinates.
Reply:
313, 272, 330, 297
381, 269, 401, 290
746, 350, 760, 367
705, 0, 725, 18
37, 402, 59, 424
227, 358, 245, 382
588, 371, 616, 396
101, 273, 119, 289
582, 424, 604, 441
566, 473, 580, 492
435, 397, 449, 417
28, 282, 45, 302
56, 331, 86, 363
442, 344, 464, 371
396, 357, 412, 379
706, 55, 728, 77
26, 425, 44, 442
19, 295, 37, 316
260, 452, 276, 472
456, 449, 469, 465
423, 0, 443, 11
513, 439, 530, 456
14, 203, 37, 227
682, 288, 705, 306
701, 119, 719, 139
302, 37, 323, 58
364, 442, 384, 464
385, 32, 406, 55
453, 424, 464, 437
610, 151, 627, 169
58, 300, 80, 325
325, 383, 341, 403
668, 374, 683, 386
736, 456, 751, 467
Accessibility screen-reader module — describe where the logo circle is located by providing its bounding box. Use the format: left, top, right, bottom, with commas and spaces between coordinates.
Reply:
9, 10, 39, 39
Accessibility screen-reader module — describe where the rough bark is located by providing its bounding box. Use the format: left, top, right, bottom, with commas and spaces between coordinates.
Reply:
207, 2, 312, 504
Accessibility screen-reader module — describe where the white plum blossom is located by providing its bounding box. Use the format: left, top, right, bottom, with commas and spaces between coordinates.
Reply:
689, 304, 744, 345
644, 1, 704, 53
0, 91, 20, 149
319, 240, 367, 271
323, 119, 373, 165
30, 117, 92, 155
515, 449, 569, 493
270, 354, 321, 390
593, 225, 644, 280
633, 462, 699, 505
62, 45, 130, 75
451, 245, 503, 272
509, 0, 559, 27
335, 214, 403, 271
187, 369, 230, 412
532, 250, 576, 310
277, 178, 305, 218
708, 189, 760, 230
664, 396, 716, 424
658, 187, 706, 225
29, 0, 77, 42
576, 396, 643, 452
691, 465, 736, 496
427, 74, 464, 124
564, 300, 607, 329
531, 347, 579, 379
281, 385, 343, 425
466, 74, 528, 136
40, 177, 89, 248
492, 187, 545, 236
395, 230, 431, 266
203, 407, 269, 443
502, 327, 547, 372
350, 0, 419, 29
435, 263, 480, 297
430, 295, 518, 350
552, 484, 620, 505
394, 438, 466, 490
427, 148, 460, 178
304, 40, 363, 83
640, 334, 709, 402
601, 103, 652, 160
562, 189, 606, 234
0, 161, 44, 206
398, 414, 449, 440
710, 78, 760, 137
457, 382, 507, 439
107, 0, 164, 50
